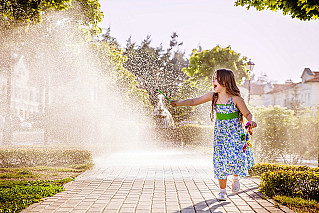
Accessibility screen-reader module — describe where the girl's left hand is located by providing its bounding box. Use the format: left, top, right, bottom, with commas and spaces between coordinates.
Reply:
250, 121, 257, 128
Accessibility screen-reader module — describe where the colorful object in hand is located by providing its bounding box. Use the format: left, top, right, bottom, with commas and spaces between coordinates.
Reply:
158, 89, 172, 103
242, 122, 253, 153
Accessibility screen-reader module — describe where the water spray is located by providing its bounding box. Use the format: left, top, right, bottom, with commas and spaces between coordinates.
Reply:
158, 89, 172, 103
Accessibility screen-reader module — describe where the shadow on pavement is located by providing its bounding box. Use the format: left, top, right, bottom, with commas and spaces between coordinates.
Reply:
173, 185, 262, 213
174, 199, 231, 213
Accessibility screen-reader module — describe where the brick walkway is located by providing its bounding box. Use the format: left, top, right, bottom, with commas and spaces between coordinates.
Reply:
22, 149, 294, 213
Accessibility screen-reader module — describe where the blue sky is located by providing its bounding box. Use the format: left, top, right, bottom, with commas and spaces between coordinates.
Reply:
99, 0, 319, 83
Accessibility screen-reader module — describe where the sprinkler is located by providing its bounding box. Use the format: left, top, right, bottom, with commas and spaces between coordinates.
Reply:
158, 89, 172, 103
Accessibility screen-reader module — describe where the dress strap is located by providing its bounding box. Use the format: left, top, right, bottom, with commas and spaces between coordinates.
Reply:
225, 96, 233, 105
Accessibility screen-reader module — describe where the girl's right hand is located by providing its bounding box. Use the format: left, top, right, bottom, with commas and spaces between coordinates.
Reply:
171, 100, 179, 107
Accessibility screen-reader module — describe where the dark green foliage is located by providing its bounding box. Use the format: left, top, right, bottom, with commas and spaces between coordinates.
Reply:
0, 0, 70, 23
249, 162, 319, 177
260, 170, 319, 201
0, 147, 93, 168
0, 0, 103, 33
248, 163, 319, 212
0, 178, 72, 212
235, 0, 319, 21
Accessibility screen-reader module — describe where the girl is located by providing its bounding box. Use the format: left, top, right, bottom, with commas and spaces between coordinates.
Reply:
171, 68, 257, 201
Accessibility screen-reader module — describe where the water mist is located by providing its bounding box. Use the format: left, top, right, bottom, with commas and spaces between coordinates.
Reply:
0, 11, 212, 169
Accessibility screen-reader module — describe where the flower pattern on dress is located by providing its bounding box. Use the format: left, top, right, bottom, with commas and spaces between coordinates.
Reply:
213, 98, 254, 179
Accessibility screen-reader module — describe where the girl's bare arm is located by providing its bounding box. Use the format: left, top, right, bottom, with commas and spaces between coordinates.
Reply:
171, 92, 214, 107
233, 96, 257, 127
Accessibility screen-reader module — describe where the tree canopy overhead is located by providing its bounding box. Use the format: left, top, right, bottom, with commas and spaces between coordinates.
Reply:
0, 0, 103, 32
1, 0, 70, 23
235, 0, 319, 21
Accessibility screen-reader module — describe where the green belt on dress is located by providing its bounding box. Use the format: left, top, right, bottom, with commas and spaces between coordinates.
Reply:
216, 111, 239, 120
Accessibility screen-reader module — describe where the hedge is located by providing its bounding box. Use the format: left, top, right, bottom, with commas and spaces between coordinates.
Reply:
0, 147, 93, 168
249, 163, 319, 177
154, 124, 213, 146
259, 170, 319, 201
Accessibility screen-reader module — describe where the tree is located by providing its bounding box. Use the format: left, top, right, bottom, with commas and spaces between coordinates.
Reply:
123, 33, 188, 106
0, 0, 103, 32
235, 0, 319, 21
0, 0, 103, 144
90, 40, 153, 114
182, 45, 247, 89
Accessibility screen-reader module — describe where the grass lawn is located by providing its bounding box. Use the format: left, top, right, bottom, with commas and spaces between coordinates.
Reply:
0, 163, 93, 212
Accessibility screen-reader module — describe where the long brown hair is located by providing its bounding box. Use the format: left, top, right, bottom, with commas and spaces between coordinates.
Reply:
211, 69, 243, 124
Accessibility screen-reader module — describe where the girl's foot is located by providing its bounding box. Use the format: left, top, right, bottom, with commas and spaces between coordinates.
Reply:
217, 192, 227, 201
217, 188, 227, 201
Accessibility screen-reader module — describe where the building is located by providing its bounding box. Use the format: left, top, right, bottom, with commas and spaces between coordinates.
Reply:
0, 55, 40, 120
240, 68, 319, 108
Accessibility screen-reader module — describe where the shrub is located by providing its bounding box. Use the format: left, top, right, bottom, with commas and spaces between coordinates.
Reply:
179, 124, 213, 146
249, 163, 319, 177
251, 106, 319, 165
0, 147, 93, 168
260, 170, 319, 201
154, 124, 213, 147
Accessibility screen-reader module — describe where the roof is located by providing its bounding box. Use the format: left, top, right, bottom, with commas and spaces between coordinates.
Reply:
306, 76, 319, 82
250, 84, 266, 95
303, 68, 313, 76
266, 83, 297, 94
301, 68, 319, 78
241, 82, 266, 95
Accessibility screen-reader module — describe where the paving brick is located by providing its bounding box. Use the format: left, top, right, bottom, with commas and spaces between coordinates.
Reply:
21, 152, 295, 213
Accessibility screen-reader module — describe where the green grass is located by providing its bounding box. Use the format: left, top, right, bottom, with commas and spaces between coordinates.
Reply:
273, 195, 319, 213
0, 178, 73, 212
0, 163, 94, 212
0, 147, 94, 212
0, 170, 38, 179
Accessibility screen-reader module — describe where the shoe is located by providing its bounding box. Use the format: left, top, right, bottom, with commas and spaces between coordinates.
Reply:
217, 193, 227, 201
232, 179, 240, 193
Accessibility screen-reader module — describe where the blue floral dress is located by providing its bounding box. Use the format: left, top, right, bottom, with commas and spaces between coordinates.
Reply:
213, 97, 254, 179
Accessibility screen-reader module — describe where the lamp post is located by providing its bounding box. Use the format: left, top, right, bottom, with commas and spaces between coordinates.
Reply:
246, 59, 255, 104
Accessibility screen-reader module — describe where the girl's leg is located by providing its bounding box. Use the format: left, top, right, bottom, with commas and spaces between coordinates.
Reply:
233, 174, 239, 180
217, 178, 227, 201
232, 174, 240, 193
218, 178, 227, 189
